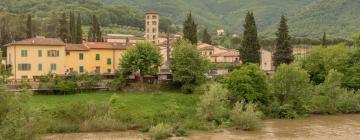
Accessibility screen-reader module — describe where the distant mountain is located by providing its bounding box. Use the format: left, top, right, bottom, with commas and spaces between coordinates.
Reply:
105, 0, 360, 38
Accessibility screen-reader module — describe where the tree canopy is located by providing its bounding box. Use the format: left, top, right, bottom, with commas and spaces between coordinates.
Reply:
240, 12, 261, 64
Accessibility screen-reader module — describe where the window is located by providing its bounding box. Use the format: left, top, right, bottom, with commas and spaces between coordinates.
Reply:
47, 50, 59, 57
147, 16, 150, 19
153, 35, 156, 40
38, 64, 42, 71
209, 52, 213, 55
18, 64, 31, 71
21, 50, 28, 57
95, 66, 100, 73
38, 50, 42, 57
107, 58, 112, 65
152, 15, 157, 19
107, 69, 112, 73
79, 53, 84, 60
79, 66, 84, 73
153, 28, 156, 33
96, 54, 100, 60
152, 21, 157, 25
21, 76, 28, 79
66, 51, 70, 56
50, 64, 56, 71
147, 21, 150, 25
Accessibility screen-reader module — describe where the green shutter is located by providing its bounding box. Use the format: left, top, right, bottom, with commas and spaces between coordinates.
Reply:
96, 54, 100, 60
107, 58, 112, 64
79, 66, 84, 73
79, 53, 84, 60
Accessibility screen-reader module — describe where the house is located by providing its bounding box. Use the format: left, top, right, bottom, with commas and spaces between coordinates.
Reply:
104, 34, 145, 43
198, 43, 240, 63
5, 37, 66, 80
260, 49, 275, 73
217, 29, 225, 36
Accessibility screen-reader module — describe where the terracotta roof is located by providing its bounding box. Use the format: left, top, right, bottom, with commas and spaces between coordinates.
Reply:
197, 43, 215, 50
83, 42, 131, 50
10, 37, 65, 46
65, 44, 89, 51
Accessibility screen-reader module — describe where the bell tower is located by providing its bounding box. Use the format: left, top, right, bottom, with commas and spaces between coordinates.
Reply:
145, 12, 160, 44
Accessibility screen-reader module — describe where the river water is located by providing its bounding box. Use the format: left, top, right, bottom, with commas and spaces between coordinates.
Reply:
42, 114, 360, 140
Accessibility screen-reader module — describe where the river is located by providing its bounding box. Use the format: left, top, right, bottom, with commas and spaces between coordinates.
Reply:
42, 114, 360, 140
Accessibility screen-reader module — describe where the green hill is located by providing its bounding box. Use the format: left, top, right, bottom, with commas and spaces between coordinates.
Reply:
105, 0, 360, 38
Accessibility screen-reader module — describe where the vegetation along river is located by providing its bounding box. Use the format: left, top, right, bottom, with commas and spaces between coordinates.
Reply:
42, 114, 360, 140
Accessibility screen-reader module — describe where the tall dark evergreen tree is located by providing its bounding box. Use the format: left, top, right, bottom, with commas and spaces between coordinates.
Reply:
322, 32, 327, 47
76, 13, 83, 43
91, 15, 102, 42
69, 12, 76, 43
273, 15, 294, 68
240, 11, 261, 64
202, 28, 211, 44
183, 12, 197, 45
26, 14, 33, 38
58, 13, 70, 42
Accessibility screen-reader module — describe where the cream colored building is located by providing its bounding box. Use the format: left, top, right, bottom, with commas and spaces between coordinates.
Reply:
6, 37, 66, 80
198, 43, 240, 63
260, 49, 274, 72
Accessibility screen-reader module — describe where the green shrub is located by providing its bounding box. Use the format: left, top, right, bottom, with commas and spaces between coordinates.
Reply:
309, 95, 336, 114
174, 128, 188, 137
230, 101, 262, 131
197, 83, 228, 122
336, 92, 360, 113
81, 114, 127, 132
149, 123, 173, 139
0, 88, 39, 140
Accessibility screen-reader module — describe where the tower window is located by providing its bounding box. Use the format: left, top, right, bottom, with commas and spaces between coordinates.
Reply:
152, 15, 157, 19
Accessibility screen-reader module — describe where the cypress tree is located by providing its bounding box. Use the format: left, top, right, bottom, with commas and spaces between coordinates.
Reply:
69, 12, 76, 43
26, 14, 32, 38
183, 12, 197, 45
322, 32, 327, 47
76, 13, 83, 43
240, 11, 261, 64
91, 15, 102, 42
87, 28, 93, 41
273, 15, 294, 68
58, 13, 70, 43
202, 28, 211, 44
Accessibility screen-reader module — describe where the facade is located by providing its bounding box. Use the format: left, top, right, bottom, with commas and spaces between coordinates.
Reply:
145, 12, 160, 44
105, 34, 145, 43
6, 37, 66, 80
260, 49, 274, 72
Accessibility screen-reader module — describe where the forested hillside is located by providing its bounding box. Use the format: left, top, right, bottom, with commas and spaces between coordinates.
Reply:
105, 0, 360, 37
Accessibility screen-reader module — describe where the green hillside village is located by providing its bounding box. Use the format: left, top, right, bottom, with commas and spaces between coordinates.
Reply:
1, 0, 360, 140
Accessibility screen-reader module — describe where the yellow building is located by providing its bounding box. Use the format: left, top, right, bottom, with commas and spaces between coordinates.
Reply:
6, 37, 66, 80
65, 42, 129, 74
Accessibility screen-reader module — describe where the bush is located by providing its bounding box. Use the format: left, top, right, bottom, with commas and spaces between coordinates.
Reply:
174, 128, 188, 137
336, 92, 360, 113
0, 87, 39, 140
149, 123, 173, 139
230, 101, 262, 131
223, 64, 269, 104
197, 83, 228, 122
81, 114, 127, 132
309, 95, 336, 114
271, 64, 313, 118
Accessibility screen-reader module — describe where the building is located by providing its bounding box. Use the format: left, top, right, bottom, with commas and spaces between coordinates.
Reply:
6, 37, 66, 80
145, 12, 160, 44
260, 49, 274, 72
217, 29, 225, 36
198, 43, 240, 63
104, 34, 145, 43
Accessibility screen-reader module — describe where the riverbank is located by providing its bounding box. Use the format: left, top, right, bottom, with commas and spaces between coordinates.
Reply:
42, 114, 360, 140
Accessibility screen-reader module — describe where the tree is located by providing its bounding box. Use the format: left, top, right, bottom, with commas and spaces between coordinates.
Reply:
170, 39, 209, 93
26, 14, 32, 38
197, 83, 228, 121
273, 15, 293, 68
240, 12, 261, 64
69, 12, 76, 43
90, 15, 102, 42
343, 48, 360, 90
58, 13, 70, 42
223, 64, 269, 104
272, 64, 312, 118
322, 32, 327, 47
183, 12, 197, 45
202, 28, 211, 44
76, 13, 83, 43
120, 42, 162, 91
301, 45, 350, 84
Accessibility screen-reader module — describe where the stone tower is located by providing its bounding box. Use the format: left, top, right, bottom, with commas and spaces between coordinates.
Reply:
145, 12, 160, 44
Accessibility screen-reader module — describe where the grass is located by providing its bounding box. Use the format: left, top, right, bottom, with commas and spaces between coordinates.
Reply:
29, 91, 198, 112
28, 91, 202, 133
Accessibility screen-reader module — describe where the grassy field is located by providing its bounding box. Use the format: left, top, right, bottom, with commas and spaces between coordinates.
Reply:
28, 91, 204, 133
